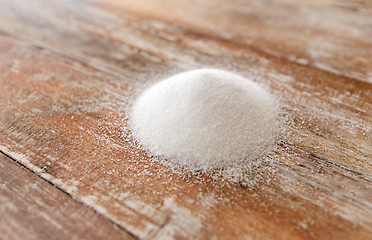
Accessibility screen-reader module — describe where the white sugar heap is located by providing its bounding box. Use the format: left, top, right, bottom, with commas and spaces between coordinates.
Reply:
129, 69, 279, 176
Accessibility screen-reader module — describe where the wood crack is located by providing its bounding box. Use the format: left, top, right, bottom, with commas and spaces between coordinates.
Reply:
0, 150, 141, 240
279, 141, 372, 180
149, 216, 171, 240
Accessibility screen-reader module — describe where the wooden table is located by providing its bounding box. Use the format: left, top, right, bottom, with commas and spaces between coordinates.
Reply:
0, 0, 371, 239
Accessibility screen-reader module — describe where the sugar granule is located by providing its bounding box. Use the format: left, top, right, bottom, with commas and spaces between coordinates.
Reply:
129, 69, 280, 176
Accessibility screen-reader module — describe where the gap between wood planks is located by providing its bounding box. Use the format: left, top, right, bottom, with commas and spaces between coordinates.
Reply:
0, 29, 369, 182
0, 150, 141, 240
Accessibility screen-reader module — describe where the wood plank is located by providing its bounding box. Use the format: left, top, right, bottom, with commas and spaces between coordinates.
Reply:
0, 0, 370, 175
0, 36, 166, 240
0, 34, 371, 239
0, 153, 135, 240
96, 0, 372, 83
0, 0, 177, 84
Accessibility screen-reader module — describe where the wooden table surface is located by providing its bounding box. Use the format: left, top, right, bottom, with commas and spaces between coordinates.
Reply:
0, 0, 371, 239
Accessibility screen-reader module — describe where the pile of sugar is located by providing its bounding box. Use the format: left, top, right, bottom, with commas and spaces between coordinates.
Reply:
129, 69, 279, 174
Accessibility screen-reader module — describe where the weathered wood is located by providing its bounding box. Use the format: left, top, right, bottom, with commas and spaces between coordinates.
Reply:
0, 0, 370, 175
0, 34, 371, 239
0, 153, 135, 240
97, 0, 372, 83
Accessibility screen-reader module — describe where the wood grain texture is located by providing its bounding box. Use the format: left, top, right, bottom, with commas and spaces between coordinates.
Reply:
0, 153, 135, 240
0, 0, 371, 239
97, 0, 372, 83
0, 33, 371, 239
0, 0, 370, 175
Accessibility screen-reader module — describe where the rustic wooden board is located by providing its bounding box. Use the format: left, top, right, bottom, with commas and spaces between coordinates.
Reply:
0, 153, 135, 240
1, 0, 372, 239
0, 32, 371, 240
0, 0, 370, 176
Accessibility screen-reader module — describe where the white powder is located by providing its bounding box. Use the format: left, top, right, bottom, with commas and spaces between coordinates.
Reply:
129, 69, 279, 174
